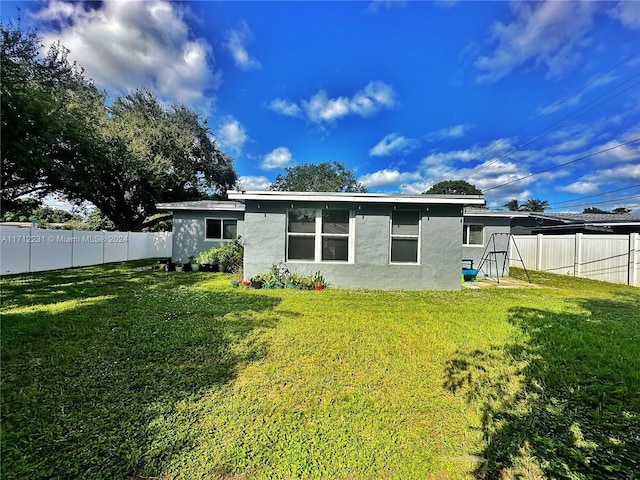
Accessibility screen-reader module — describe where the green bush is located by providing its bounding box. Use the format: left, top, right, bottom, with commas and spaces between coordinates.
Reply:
194, 238, 243, 273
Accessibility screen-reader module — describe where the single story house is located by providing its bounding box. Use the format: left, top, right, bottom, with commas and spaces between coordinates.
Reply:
158, 191, 521, 290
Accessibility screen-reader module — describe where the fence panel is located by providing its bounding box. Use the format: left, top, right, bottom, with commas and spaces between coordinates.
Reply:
30, 229, 74, 272
0, 226, 173, 275
540, 235, 575, 275
511, 233, 639, 287
103, 232, 129, 263
580, 235, 629, 284
0, 227, 31, 274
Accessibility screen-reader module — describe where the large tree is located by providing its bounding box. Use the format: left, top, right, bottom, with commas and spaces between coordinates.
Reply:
1, 21, 103, 205
520, 198, 550, 212
1, 22, 237, 231
270, 161, 367, 192
423, 180, 482, 195
60, 89, 238, 231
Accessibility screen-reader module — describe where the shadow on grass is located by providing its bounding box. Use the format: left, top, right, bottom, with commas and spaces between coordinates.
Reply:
1, 264, 284, 479
444, 294, 640, 479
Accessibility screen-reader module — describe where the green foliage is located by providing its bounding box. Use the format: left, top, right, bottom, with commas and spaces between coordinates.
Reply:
249, 263, 325, 290
1, 20, 104, 203
584, 207, 631, 214
503, 199, 520, 211
197, 239, 244, 273
423, 180, 482, 195
0, 197, 82, 227
519, 198, 550, 212
82, 208, 117, 231
270, 161, 367, 192
2, 265, 638, 479
1, 21, 238, 232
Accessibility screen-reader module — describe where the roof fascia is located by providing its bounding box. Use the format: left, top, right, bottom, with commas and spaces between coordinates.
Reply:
227, 190, 485, 206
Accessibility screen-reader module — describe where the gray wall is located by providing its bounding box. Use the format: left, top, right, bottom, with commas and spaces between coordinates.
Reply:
172, 210, 245, 263
462, 216, 511, 277
242, 200, 465, 290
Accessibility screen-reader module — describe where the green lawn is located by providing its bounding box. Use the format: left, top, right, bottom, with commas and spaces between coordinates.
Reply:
1, 262, 639, 479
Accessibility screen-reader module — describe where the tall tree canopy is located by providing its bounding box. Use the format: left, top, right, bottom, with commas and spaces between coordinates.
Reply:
504, 199, 521, 211
1, 22, 237, 231
423, 180, 482, 195
1, 20, 102, 206
520, 198, 550, 212
270, 161, 367, 192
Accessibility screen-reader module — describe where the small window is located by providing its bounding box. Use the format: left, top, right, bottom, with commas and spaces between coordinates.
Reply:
287, 209, 316, 261
322, 210, 349, 261
463, 224, 483, 245
390, 210, 420, 263
205, 218, 237, 240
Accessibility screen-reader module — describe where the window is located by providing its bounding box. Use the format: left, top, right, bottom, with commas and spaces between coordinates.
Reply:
390, 210, 420, 263
287, 209, 315, 260
287, 208, 352, 262
205, 218, 237, 240
463, 224, 483, 245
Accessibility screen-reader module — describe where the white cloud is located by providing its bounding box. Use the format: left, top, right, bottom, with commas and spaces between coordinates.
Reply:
237, 176, 271, 191
609, 1, 640, 30
304, 91, 351, 123
261, 147, 292, 170
367, 0, 407, 14
426, 124, 472, 141
557, 182, 600, 194
271, 81, 397, 125
369, 133, 419, 156
216, 117, 248, 154
358, 169, 421, 188
268, 98, 302, 118
584, 164, 640, 183
349, 81, 397, 117
224, 21, 261, 70
34, 0, 219, 109
475, 1, 598, 83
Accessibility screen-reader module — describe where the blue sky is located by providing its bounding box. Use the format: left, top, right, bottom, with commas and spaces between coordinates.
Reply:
4, 0, 640, 212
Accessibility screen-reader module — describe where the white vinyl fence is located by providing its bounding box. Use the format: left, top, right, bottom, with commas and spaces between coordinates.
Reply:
0, 226, 172, 275
510, 233, 639, 287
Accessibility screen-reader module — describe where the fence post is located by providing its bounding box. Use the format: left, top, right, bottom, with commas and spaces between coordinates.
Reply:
536, 234, 543, 270
28, 226, 33, 273
629, 233, 639, 287
574, 233, 582, 278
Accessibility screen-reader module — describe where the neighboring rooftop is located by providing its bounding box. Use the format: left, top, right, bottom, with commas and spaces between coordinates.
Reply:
533, 212, 640, 224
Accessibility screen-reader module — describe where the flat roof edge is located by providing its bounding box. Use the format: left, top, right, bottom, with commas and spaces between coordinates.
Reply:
228, 190, 485, 205
156, 201, 245, 211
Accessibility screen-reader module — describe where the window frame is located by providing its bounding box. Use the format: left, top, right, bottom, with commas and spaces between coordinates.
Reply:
204, 217, 238, 241
389, 209, 421, 265
462, 223, 484, 246
286, 208, 354, 263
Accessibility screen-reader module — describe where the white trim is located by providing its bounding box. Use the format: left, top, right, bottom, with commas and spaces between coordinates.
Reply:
462, 223, 484, 246
286, 207, 354, 263
389, 209, 421, 265
229, 190, 484, 206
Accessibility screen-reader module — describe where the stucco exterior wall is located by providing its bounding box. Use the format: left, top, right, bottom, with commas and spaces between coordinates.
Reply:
462, 216, 511, 277
172, 210, 245, 263
241, 200, 465, 290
